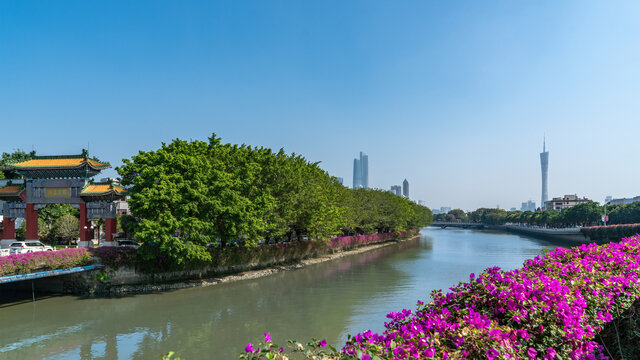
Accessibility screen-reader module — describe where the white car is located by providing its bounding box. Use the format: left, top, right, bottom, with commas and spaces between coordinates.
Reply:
9, 241, 55, 254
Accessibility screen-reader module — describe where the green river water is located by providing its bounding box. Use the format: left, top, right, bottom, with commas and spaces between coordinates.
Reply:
0, 228, 561, 359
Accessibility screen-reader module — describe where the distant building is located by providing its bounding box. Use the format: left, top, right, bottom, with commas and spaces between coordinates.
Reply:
440, 207, 451, 213
540, 138, 549, 209
352, 152, 368, 189
115, 200, 130, 215
607, 196, 640, 206
390, 185, 402, 196
336, 177, 344, 185
521, 200, 536, 212
402, 179, 409, 198
510, 207, 517, 212
605, 195, 613, 204
418, 200, 427, 206
543, 194, 591, 211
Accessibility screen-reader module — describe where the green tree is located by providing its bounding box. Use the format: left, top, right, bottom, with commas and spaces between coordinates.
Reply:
38, 204, 79, 241
0, 149, 36, 179
117, 133, 432, 266
55, 214, 79, 246
447, 209, 466, 222
562, 202, 602, 226
118, 214, 138, 239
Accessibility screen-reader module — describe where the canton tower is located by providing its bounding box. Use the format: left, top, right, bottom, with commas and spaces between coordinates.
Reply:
540, 138, 549, 208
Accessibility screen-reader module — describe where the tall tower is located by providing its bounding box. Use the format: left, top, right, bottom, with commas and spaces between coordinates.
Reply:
361, 152, 369, 189
352, 152, 368, 189
402, 179, 409, 198
540, 138, 549, 209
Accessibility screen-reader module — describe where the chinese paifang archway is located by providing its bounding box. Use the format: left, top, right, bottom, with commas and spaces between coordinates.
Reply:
0, 151, 127, 247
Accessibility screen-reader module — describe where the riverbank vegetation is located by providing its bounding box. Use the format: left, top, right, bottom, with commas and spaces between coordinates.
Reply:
242, 234, 640, 359
436, 201, 640, 228
116, 134, 432, 266
0, 248, 91, 276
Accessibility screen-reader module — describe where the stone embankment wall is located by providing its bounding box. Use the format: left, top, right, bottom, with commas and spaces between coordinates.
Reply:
499, 225, 596, 244
21, 232, 421, 296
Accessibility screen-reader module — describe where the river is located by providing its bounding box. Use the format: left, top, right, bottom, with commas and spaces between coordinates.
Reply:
0, 228, 561, 359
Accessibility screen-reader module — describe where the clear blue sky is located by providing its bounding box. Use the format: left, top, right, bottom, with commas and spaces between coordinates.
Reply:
2, 1, 639, 211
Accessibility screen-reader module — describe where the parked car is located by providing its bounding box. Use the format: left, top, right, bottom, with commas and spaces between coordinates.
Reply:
116, 240, 140, 249
9, 241, 55, 254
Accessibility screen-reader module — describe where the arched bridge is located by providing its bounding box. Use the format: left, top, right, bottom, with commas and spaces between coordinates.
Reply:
431, 222, 486, 229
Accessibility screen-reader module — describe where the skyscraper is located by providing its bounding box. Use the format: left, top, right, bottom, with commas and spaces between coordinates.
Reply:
540, 138, 549, 208
352, 152, 369, 189
402, 179, 409, 198
391, 185, 402, 196
353, 158, 361, 189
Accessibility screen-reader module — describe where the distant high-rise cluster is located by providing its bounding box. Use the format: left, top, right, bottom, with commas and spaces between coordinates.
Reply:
353, 152, 369, 189
389, 179, 410, 199
540, 138, 549, 208
521, 200, 536, 212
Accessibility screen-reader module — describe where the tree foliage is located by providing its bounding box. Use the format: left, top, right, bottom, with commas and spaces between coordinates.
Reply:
0, 149, 36, 179
117, 134, 432, 264
455, 202, 608, 227
38, 204, 80, 243
55, 214, 79, 245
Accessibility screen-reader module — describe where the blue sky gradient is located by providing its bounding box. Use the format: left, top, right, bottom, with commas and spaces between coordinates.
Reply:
1, 1, 639, 210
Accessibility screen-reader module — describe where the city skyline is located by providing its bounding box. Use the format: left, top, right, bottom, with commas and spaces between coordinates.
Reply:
2, 1, 640, 210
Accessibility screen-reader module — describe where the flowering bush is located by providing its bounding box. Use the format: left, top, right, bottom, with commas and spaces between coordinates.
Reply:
324, 230, 417, 253
89, 246, 138, 269
244, 234, 640, 359
0, 248, 92, 276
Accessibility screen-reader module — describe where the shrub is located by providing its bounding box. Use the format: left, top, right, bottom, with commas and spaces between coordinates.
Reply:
0, 248, 92, 276
89, 247, 138, 269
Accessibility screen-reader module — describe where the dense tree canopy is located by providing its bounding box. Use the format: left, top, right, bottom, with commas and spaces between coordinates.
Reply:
118, 134, 432, 263
0, 149, 36, 179
448, 201, 613, 228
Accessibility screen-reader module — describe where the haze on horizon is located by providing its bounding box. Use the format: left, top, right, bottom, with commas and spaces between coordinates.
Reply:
1, 1, 639, 211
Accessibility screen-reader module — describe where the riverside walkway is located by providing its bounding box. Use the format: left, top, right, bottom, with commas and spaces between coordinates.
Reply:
0, 265, 103, 284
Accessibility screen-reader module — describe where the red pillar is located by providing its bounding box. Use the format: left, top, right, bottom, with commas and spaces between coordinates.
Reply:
79, 203, 92, 243
26, 204, 38, 240
2, 217, 15, 239
105, 218, 117, 242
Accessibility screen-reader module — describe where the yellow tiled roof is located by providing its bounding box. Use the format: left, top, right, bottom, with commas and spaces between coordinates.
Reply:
0, 185, 22, 194
11, 157, 108, 169
81, 184, 127, 194
13, 158, 86, 167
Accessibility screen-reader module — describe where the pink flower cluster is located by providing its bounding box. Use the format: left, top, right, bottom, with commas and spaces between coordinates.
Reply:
326, 230, 418, 251
343, 235, 640, 359
0, 248, 92, 276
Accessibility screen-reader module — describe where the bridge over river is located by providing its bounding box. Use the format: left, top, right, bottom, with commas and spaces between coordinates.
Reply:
431, 221, 486, 229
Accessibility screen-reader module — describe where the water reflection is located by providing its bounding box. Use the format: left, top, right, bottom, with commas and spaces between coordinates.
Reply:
0, 229, 559, 360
